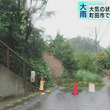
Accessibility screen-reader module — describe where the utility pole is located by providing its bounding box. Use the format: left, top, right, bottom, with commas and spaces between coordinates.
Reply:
87, 26, 98, 52
95, 27, 98, 52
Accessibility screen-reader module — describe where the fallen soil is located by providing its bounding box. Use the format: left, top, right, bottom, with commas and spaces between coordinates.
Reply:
44, 53, 64, 84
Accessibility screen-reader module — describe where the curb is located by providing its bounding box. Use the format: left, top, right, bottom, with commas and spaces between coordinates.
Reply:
0, 92, 39, 110
1, 89, 52, 110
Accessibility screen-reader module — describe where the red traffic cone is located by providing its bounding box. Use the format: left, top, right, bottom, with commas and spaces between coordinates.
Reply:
72, 81, 79, 95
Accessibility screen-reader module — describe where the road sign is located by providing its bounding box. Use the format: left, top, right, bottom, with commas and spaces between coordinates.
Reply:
31, 71, 35, 82
89, 83, 95, 92
31, 71, 35, 76
31, 76, 35, 82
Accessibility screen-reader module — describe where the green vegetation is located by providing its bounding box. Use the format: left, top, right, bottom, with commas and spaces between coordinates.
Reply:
48, 33, 78, 74
76, 51, 98, 72
58, 70, 104, 87
69, 36, 103, 53
0, 0, 53, 59
29, 59, 54, 87
48, 33, 110, 87
1, 1, 110, 88
0, 0, 54, 87
75, 70, 103, 83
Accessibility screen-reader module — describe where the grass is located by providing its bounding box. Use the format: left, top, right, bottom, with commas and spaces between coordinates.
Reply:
75, 70, 103, 83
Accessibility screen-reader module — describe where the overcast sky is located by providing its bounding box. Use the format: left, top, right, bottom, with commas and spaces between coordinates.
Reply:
35, 0, 110, 48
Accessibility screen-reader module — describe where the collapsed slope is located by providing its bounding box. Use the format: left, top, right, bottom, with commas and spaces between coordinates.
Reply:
44, 54, 64, 84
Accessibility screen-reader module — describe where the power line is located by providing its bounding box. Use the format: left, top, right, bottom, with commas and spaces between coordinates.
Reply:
97, 21, 102, 36
98, 21, 110, 41
87, 0, 109, 49
95, 27, 98, 52
97, 0, 108, 41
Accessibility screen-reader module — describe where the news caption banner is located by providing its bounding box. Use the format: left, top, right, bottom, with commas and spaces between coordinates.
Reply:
78, 1, 110, 20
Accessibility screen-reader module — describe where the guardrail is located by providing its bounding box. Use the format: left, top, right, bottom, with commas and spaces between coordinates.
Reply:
78, 82, 105, 85
0, 40, 38, 87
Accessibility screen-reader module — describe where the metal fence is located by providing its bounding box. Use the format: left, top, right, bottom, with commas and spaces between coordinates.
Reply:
0, 40, 38, 87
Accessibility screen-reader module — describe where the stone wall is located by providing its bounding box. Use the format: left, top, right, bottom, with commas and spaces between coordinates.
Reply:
0, 64, 37, 98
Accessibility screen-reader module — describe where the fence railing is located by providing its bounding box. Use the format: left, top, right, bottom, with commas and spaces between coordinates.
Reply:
0, 40, 38, 87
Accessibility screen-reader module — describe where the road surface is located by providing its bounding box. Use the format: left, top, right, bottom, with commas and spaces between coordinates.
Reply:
16, 85, 110, 110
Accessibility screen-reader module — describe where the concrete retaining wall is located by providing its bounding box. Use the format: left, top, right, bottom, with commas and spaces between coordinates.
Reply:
0, 64, 37, 98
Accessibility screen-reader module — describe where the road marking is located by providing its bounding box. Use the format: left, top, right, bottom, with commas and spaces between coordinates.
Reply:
47, 90, 51, 93
16, 99, 22, 102
77, 82, 107, 85
6, 104, 13, 107
2, 90, 52, 110
41, 92, 45, 95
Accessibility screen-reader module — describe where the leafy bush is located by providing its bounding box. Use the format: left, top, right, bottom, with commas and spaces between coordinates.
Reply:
58, 70, 70, 79
58, 70, 76, 79
29, 58, 54, 87
48, 33, 78, 73
76, 51, 99, 73
62, 54, 78, 73
75, 70, 103, 83
58, 70, 76, 87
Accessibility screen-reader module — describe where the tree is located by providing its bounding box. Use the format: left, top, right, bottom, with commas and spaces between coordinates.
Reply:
104, 48, 110, 69
48, 33, 78, 73
0, 0, 54, 87
69, 36, 103, 53
76, 51, 98, 72
96, 52, 106, 69
0, 0, 53, 59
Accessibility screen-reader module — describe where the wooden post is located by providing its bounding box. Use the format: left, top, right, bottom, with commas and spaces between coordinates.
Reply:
23, 61, 25, 78
6, 48, 9, 68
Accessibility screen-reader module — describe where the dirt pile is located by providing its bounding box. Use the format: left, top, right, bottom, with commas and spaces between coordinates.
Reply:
44, 54, 64, 84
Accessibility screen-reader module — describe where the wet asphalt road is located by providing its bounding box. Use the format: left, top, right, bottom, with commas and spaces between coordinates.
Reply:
18, 86, 110, 110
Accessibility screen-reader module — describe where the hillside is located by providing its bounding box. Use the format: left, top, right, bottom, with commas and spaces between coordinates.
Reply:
44, 54, 64, 84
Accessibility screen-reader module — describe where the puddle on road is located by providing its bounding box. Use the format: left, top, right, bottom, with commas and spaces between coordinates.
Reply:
28, 86, 110, 110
